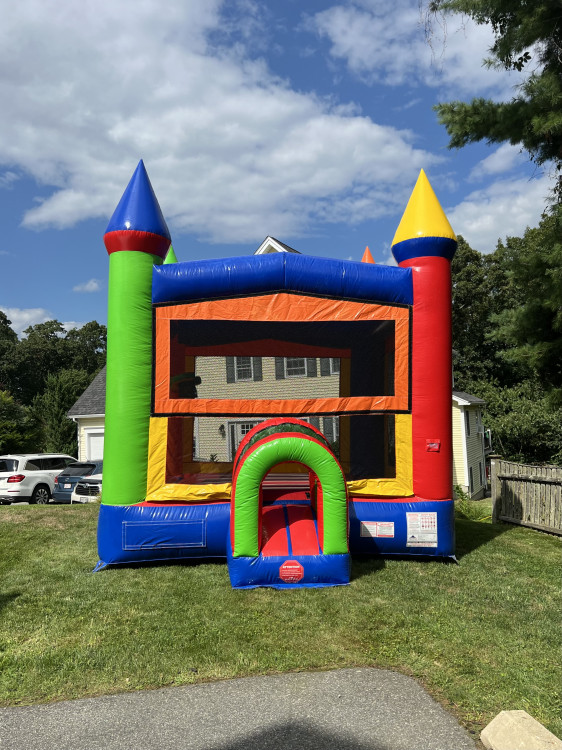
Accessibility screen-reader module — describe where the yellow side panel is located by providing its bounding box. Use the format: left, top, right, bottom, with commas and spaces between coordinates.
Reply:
146, 417, 168, 496
347, 414, 413, 497
146, 482, 231, 502
147, 416, 231, 500
147, 415, 412, 501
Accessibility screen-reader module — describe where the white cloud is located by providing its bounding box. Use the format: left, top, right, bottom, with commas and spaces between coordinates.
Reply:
62, 320, 86, 332
469, 144, 524, 181
394, 98, 423, 112
73, 279, 102, 293
447, 175, 551, 253
0, 307, 86, 337
307, 1, 522, 98
0, 307, 52, 336
381, 242, 397, 267
0, 171, 19, 189
0, 0, 438, 244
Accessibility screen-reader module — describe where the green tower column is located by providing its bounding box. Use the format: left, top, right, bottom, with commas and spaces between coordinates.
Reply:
102, 161, 171, 506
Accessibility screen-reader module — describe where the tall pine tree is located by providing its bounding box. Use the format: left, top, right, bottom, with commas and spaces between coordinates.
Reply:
428, 0, 562, 200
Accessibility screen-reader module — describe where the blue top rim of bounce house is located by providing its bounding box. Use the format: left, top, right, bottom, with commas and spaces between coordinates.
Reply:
152, 253, 413, 306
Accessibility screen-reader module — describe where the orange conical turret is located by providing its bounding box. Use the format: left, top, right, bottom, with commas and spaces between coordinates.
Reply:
361, 246, 375, 264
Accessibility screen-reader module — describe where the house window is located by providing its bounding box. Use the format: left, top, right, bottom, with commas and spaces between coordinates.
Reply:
298, 415, 339, 451
285, 357, 307, 377
234, 356, 253, 381
478, 462, 483, 488
278, 357, 317, 378
229, 420, 261, 460
469, 466, 474, 494
320, 358, 340, 376
225, 356, 263, 383
322, 416, 340, 449
465, 410, 471, 437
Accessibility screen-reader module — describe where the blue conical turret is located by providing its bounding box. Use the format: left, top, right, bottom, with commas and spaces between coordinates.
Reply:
104, 160, 171, 259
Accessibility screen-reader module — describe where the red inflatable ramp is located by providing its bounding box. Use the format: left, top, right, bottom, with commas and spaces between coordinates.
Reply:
261, 503, 321, 558
261, 505, 289, 556
286, 505, 320, 556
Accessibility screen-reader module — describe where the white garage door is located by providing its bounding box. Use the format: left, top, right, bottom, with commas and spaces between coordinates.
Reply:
87, 432, 104, 461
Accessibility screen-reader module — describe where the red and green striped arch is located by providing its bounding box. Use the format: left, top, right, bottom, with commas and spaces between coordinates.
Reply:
231, 419, 348, 558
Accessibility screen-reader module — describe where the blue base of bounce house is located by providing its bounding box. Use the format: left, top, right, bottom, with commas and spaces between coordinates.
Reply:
95, 502, 231, 569
227, 540, 351, 589
349, 499, 455, 559
95, 498, 455, 573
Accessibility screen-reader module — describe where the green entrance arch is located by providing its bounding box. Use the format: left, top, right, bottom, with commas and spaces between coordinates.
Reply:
232, 434, 348, 558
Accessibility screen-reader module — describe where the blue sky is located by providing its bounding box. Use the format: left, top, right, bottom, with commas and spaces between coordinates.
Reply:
0, 0, 552, 335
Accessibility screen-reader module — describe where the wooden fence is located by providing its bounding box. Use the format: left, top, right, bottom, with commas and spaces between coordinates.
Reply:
490, 456, 562, 535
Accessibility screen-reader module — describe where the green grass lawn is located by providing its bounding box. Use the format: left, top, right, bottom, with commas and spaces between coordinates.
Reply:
1, 500, 560, 740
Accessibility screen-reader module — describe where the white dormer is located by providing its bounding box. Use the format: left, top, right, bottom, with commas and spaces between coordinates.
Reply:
254, 236, 301, 255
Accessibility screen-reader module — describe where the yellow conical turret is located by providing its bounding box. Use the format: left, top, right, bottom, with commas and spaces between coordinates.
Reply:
391, 170, 456, 264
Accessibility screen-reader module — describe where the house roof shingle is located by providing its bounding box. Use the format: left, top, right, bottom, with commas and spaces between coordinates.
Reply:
67, 367, 106, 417
453, 390, 486, 406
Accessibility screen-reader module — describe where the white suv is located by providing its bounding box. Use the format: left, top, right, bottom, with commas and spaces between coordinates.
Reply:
0, 454, 76, 505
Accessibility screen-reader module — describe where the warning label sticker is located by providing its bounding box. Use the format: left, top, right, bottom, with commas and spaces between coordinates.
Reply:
360, 521, 395, 538
406, 512, 438, 547
279, 560, 304, 583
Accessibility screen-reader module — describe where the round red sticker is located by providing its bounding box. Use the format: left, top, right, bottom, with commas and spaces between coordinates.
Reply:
279, 560, 304, 583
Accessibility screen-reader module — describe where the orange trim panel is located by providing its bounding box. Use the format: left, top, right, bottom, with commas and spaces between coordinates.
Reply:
154, 293, 410, 416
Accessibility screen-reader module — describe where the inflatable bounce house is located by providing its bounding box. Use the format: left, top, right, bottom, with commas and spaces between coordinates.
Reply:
96, 161, 457, 588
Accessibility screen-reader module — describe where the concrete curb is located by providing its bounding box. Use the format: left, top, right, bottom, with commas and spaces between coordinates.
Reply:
481, 710, 562, 750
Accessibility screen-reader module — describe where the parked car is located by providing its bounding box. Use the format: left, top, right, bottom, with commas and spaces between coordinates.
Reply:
0, 454, 77, 505
52, 460, 103, 503
71, 472, 102, 503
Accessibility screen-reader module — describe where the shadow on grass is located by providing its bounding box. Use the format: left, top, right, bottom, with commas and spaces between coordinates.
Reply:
350, 556, 386, 582
93, 557, 227, 573
0, 592, 20, 613
350, 517, 511, 578
454, 516, 511, 560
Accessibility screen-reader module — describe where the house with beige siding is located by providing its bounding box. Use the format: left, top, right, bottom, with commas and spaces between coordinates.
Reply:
194, 355, 341, 461
452, 391, 490, 500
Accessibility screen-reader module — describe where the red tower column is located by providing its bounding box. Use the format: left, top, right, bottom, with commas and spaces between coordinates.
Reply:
402, 256, 453, 499
391, 170, 457, 501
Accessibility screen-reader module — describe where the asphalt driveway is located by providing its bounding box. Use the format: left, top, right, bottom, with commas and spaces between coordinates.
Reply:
0, 668, 479, 750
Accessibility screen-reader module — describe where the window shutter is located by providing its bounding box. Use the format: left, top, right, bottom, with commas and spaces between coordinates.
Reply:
252, 357, 263, 382
275, 357, 285, 380
320, 358, 331, 376
309, 416, 320, 430
226, 357, 235, 383
306, 358, 317, 377
323, 417, 334, 443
